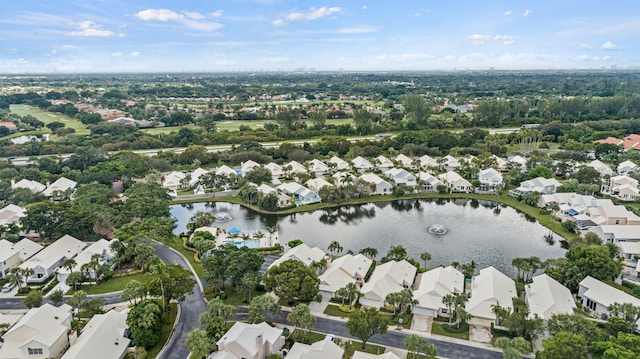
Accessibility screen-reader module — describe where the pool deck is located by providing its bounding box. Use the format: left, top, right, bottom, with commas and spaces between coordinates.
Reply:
196, 227, 280, 248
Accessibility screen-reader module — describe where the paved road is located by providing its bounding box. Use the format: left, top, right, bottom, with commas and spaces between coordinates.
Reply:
153, 243, 207, 359
0, 290, 123, 310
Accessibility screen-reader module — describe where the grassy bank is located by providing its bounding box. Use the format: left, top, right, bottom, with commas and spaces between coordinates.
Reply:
146, 302, 178, 359
10, 104, 90, 136
67, 273, 149, 295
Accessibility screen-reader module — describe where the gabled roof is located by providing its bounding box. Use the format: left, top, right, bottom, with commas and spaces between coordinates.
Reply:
306, 178, 333, 192
257, 184, 277, 194
395, 154, 414, 167
478, 168, 503, 184
466, 267, 516, 320
162, 171, 186, 188
287, 338, 344, 359
10, 238, 43, 261
438, 171, 472, 187
352, 156, 373, 169
0, 239, 19, 263
215, 322, 282, 358
375, 155, 394, 168
328, 156, 350, 170
0, 204, 25, 226
587, 160, 613, 176
307, 159, 329, 172
12, 178, 46, 193
216, 165, 237, 176
264, 162, 283, 172
57, 239, 115, 275
20, 234, 86, 271
270, 243, 326, 268
617, 160, 638, 172
42, 176, 77, 197
61, 310, 130, 359
319, 254, 372, 293
241, 160, 260, 172
285, 160, 307, 174
418, 155, 438, 168
360, 173, 391, 186
580, 276, 640, 312
417, 172, 444, 186
361, 260, 416, 303
385, 168, 415, 179
525, 274, 575, 320
414, 266, 464, 310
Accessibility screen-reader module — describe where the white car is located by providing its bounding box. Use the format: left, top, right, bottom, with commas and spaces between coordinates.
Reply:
2, 282, 15, 292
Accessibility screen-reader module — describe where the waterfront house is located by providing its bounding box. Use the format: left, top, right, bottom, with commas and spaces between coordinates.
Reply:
412, 266, 465, 318
525, 274, 576, 320
438, 171, 472, 193
417, 172, 444, 192
384, 168, 417, 187
578, 276, 640, 327
466, 267, 516, 326
318, 254, 372, 298
359, 173, 393, 195
360, 260, 417, 309
268, 243, 326, 269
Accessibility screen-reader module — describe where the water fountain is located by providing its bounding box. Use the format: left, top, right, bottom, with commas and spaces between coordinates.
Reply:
214, 212, 232, 222
427, 224, 447, 235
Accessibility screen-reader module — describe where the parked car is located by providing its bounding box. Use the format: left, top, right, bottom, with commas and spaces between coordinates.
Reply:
2, 282, 16, 292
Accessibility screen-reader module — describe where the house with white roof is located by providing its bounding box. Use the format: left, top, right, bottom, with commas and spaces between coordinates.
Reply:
307, 159, 330, 176
264, 162, 283, 178
0, 303, 73, 359
277, 182, 321, 205
189, 167, 210, 188
328, 156, 350, 171
508, 155, 528, 171
0, 204, 25, 227
332, 172, 352, 187
418, 155, 438, 170
466, 266, 516, 326
395, 154, 416, 169
579, 276, 640, 326
352, 352, 401, 359
56, 239, 115, 283
617, 242, 640, 277
241, 160, 261, 175
42, 176, 77, 198
478, 168, 504, 191
438, 171, 472, 193
374, 155, 394, 171
493, 155, 509, 172
384, 168, 417, 187
607, 175, 639, 201
162, 171, 186, 192
595, 225, 640, 245
256, 185, 290, 207
286, 337, 344, 359
587, 159, 613, 177
360, 260, 417, 308
351, 156, 374, 173
269, 244, 326, 269
359, 173, 393, 195
585, 199, 640, 226
211, 321, 285, 359
60, 309, 130, 359
510, 177, 562, 196
318, 254, 372, 298
0, 240, 21, 278
617, 160, 638, 174
417, 172, 444, 192
412, 266, 464, 318
216, 165, 238, 178
306, 178, 333, 193
19, 234, 87, 283
441, 155, 460, 172
11, 178, 46, 193
284, 161, 307, 175
10, 238, 43, 262
525, 274, 576, 321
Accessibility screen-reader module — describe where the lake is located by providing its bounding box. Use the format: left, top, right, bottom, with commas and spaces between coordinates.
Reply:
170, 198, 566, 276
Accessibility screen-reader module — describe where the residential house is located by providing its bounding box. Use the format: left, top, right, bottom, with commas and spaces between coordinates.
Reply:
0, 238, 42, 278
332, 172, 352, 187
241, 160, 261, 175
307, 159, 330, 176
56, 239, 115, 283
306, 178, 333, 193
509, 177, 562, 196
351, 156, 374, 173
352, 352, 401, 359
617, 242, 640, 277
417, 172, 444, 192
0, 121, 17, 132
384, 168, 417, 187
493, 155, 509, 172
466, 267, 517, 326
477, 168, 504, 191
441, 155, 460, 172
264, 162, 283, 178
211, 322, 285, 359
11, 178, 46, 193
525, 274, 576, 320
360, 260, 417, 308
189, 167, 210, 189
395, 154, 416, 169
621, 134, 640, 150
587, 159, 613, 177
418, 155, 438, 170
10, 238, 43, 262
359, 173, 393, 195
216, 165, 238, 178
256, 185, 290, 207
0, 204, 25, 227
42, 177, 77, 198
284, 161, 307, 175
617, 160, 638, 174
277, 182, 321, 205
595, 225, 640, 244
269, 244, 326, 269
412, 266, 465, 318
607, 175, 639, 201
540, 193, 598, 216
438, 171, 472, 193
508, 155, 528, 171
0, 303, 73, 359
586, 199, 640, 226
60, 309, 130, 359
162, 171, 186, 192
374, 156, 394, 171
19, 235, 87, 283
318, 254, 372, 298
578, 276, 640, 326
328, 156, 350, 171
286, 337, 344, 359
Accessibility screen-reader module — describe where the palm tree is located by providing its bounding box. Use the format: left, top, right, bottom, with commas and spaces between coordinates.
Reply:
386, 245, 407, 261
442, 294, 456, 324
62, 258, 77, 274
240, 233, 251, 242
495, 337, 531, 359
328, 241, 343, 257
149, 264, 170, 312
253, 231, 266, 240
265, 226, 277, 246
21, 267, 35, 288
420, 252, 431, 269
345, 282, 360, 308
359, 247, 378, 260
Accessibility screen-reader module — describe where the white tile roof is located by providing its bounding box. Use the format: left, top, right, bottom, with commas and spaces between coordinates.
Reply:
215, 322, 282, 359
319, 254, 372, 294
57, 239, 115, 275
352, 352, 401, 359
61, 310, 130, 359
0, 204, 25, 226
42, 176, 77, 197
20, 234, 86, 271
360, 173, 389, 185
580, 276, 640, 309
525, 274, 576, 320
270, 243, 326, 269
361, 260, 416, 304
287, 338, 344, 359
12, 178, 46, 193
466, 267, 516, 320
413, 266, 464, 311
328, 156, 350, 170
10, 238, 43, 261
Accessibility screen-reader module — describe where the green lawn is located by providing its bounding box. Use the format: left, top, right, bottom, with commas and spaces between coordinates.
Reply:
0, 128, 50, 141
67, 273, 150, 295
10, 104, 90, 136
323, 304, 353, 318
343, 340, 387, 358
431, 322, 469, 340
146, 302, 178, 359
142, 118, 354, 134
162, 237, 204, 278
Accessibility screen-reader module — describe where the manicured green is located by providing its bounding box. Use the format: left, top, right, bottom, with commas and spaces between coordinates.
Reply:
10, 104, 90, 136
431, 322, 469, 340
67, 273, 150, 295
0, 128, 50, 141
323, 304, 352, 318
343, 340, 387, 358
162, 237, 204, 278
146, 302, 178, 359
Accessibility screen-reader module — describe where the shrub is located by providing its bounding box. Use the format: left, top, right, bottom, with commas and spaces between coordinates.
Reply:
338, 305, 356, 313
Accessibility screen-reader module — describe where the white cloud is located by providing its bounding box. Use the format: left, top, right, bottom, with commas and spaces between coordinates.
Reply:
504, 10, 512, 16
136, 9, 183, 21
376, 53, 435, 62
286, 7, 341, 22
523, 9, 532, 17
577, 55, 599, 61
135, 8, 223, 32
363, 6, 367, 10
603, 55, 610, 60
111, 52, 123, 57
184, 11, 205, 20
601, 41, 617, 50
578, 43, 593, 50
336, 26, 377, 34
209, 10, 224, 18
467, 34, 515, 46
272, 19, 285, 26
68, 20, 115, 37
131, 52, 141, 57
262, 57, 290, 63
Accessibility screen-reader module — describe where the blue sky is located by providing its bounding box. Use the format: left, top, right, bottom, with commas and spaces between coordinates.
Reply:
1, 0, 638, 73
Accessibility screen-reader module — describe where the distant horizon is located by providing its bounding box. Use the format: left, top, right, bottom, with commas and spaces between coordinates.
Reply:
2, 1, 638, 73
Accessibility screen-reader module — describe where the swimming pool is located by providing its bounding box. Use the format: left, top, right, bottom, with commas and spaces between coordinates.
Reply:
225, 239, 260, 249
